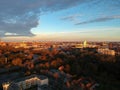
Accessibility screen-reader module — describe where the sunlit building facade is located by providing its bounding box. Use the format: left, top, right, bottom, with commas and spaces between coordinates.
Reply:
97, 48, 115, 56
2, 75, 48, 90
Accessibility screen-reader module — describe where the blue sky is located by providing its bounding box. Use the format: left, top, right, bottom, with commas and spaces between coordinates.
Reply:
0, 0, 120, 41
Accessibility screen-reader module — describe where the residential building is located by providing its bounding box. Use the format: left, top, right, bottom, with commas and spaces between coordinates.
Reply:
2, 74, 48, 90
97, 48, 115, 55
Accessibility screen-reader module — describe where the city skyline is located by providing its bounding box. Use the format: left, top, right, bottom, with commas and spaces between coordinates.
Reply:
0, 0, 120, 41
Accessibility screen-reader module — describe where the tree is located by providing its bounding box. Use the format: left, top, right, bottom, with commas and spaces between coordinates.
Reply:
12, 58, 22, 66
24, 61, 34, 70
64, 64, 70, 73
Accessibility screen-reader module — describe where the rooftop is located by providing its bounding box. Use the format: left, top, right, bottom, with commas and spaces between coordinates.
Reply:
14, 74, 48, 83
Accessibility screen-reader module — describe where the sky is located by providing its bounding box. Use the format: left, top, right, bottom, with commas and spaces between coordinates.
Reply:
0, 0, 120, 41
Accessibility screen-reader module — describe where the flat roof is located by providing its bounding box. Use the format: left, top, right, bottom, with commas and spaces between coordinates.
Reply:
14, 74, 48, 83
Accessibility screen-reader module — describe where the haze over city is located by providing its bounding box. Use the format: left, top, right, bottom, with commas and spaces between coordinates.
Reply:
0, 0, 120, 41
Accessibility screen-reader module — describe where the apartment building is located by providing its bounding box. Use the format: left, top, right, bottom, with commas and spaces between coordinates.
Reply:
2, 74, 48, 90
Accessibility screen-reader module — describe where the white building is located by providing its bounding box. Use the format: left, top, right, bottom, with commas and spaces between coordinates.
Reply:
97, 48, 115, 56
83, 40, 87, 48
2, 75, 48, 90
74, 41, 96, 48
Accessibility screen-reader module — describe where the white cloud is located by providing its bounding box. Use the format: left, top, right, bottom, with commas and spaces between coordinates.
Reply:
0, 0, 91, 37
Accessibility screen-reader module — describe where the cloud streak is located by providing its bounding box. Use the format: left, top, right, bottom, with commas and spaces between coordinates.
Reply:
61, 14, 82, 22
75, 15, 120, 25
